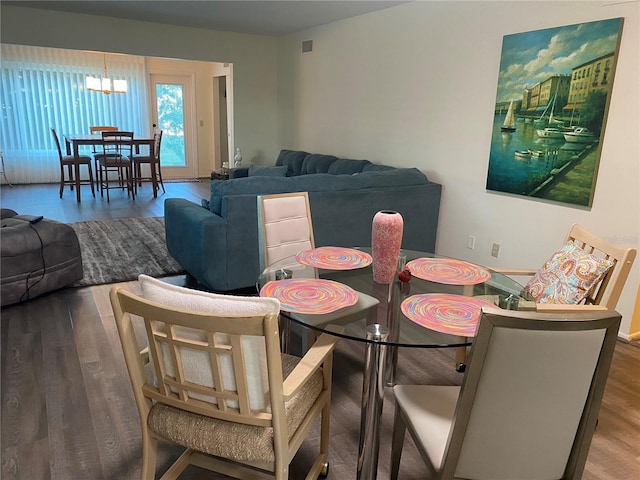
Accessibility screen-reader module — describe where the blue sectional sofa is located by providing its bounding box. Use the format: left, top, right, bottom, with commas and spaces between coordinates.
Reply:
164, 150, 442, 291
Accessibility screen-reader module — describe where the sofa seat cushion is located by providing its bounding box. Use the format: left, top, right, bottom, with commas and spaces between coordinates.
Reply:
327, 158, 371, 175
301, 154, 338, 174
275, 149, 308, 176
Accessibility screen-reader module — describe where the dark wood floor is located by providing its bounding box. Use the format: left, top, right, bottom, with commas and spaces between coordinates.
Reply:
1, 183, 639, 479
0, 180, 211, 223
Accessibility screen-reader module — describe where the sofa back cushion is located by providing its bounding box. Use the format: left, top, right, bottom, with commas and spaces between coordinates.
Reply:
248, 164, 288, 177
292, 168, 428, 193
300, 154, 338, 174
327, 158, 372, 175
209, 176, 294, 215
275, 149, 308, 176
363, 163, 396, 172
209, 167, 429, 215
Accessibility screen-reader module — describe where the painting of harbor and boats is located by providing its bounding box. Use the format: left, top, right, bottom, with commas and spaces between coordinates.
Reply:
486, 18, 623, 207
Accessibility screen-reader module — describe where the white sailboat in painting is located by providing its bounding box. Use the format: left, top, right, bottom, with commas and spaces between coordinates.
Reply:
500, 100, 516, 132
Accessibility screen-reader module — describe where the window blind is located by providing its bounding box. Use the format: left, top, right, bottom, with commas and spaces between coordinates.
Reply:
0, 44, 149, 184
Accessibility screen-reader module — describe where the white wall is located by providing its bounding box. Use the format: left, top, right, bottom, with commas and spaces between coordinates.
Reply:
2, 2, 638, 335
275, 0, 639, 336
0, 5, 282, 174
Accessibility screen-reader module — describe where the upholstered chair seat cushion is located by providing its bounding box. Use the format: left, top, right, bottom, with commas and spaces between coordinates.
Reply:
147, 353, 323, 464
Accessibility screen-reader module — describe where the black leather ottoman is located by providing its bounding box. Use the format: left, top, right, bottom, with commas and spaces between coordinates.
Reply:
1, 209, 83, 306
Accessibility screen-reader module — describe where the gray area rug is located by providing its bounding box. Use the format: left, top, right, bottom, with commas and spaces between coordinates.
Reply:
70, 217, 184, 287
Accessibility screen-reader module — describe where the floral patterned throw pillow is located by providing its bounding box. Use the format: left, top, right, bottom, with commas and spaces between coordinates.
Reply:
524, 242, 614, 304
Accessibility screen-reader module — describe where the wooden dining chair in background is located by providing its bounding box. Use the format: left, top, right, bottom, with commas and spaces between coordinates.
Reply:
96, 131, 134, 202
89, 125, 119, 134
51, 128, 95, 201
131, 130, 165, 197
89, 126, 119, 173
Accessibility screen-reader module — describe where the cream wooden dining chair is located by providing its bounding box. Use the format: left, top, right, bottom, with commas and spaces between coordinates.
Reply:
390, 307, 621, 480
111, 274, 342, 480
496, 223, 636, 312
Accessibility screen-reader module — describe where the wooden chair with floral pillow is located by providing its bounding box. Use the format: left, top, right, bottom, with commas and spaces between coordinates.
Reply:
496, 223, 636, 312
454, 224, 635, 372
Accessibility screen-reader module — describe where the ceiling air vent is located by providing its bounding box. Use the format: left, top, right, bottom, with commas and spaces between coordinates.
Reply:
302, 40, 313, 53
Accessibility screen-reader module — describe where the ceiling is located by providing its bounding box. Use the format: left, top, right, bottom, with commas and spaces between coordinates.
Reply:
4, 1, 409, 36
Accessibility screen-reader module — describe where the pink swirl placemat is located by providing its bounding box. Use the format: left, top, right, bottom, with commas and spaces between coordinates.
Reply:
401, 293, 496, 337
406, 258, 491, 285
260, 279, 359, 314
296, 247, 372, 270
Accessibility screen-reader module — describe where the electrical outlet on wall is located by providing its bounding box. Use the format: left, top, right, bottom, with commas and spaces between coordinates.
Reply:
467, 235, 476, 250
491, 243, 500, 257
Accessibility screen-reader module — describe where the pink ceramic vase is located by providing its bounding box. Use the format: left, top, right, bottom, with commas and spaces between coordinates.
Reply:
371, 210, 404, 284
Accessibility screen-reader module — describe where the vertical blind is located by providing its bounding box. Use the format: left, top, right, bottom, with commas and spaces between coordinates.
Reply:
0, 44, 149, 184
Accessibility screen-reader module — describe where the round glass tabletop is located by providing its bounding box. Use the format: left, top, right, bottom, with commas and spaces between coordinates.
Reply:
257, 248, 535, 348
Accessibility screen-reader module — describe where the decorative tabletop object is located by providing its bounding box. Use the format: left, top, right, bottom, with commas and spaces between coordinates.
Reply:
259, 278, 358, 314
406, 258, 491, 285
401, 293, 497, 337
234, 147, 242, 167
296, 246, 373, 270
371, 210, 403, 284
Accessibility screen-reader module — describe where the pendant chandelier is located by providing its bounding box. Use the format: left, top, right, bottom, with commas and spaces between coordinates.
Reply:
85, 54, 127, 95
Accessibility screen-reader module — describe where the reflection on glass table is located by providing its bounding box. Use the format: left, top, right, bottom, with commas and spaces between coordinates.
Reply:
258, 247, 534, 480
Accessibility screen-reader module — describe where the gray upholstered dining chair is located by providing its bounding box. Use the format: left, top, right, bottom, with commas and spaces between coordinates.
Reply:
111, 274, 342, 480
51, 128, 95, 200
89, 125, 119, 166
389, 307, 621, 480
132, 130, 165, 197
95, 130, 134, 201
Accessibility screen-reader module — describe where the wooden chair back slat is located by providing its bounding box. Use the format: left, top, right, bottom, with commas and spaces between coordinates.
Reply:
116, 288, 279, 425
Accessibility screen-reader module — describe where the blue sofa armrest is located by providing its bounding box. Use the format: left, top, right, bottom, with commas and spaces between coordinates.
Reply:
164, 198, 228, 290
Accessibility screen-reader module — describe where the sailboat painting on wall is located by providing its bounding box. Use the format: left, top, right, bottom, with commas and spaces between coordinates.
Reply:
485, 18, 624, 208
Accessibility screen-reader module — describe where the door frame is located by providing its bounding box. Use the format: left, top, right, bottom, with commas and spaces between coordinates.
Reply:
148, 72, 198, 179
212, 62, 234, 172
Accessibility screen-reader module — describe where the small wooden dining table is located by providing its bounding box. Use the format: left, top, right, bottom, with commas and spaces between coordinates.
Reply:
63, 134, 154, 202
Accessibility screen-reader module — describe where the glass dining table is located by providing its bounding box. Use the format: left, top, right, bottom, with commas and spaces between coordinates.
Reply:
257, 247, 535, 480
